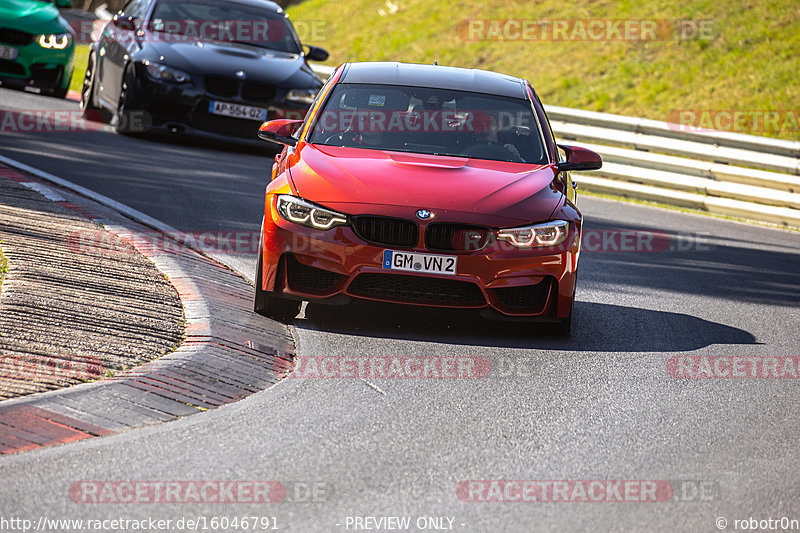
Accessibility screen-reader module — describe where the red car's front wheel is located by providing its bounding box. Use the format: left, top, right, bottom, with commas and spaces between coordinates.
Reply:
254, 226, 302, 322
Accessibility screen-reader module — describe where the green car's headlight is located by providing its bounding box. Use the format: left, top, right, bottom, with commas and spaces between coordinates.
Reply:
276, 195, 348, 230
497, 220, 569, 248
38, 33, 72, 49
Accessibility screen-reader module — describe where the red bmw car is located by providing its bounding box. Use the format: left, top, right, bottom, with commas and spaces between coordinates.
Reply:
254, 62, 601, 334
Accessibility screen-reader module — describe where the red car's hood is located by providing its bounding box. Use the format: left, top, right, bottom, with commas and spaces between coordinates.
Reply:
288, 144, 563, 225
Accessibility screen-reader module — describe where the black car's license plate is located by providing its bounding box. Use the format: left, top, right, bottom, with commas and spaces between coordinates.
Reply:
208, 100, 267, 121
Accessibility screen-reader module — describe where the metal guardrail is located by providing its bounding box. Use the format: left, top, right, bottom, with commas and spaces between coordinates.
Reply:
547, 106, 800, 159
308, 64, 800, 228
549, 110, 800, 228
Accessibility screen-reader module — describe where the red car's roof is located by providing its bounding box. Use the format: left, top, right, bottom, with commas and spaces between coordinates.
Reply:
340, 62, 528, 100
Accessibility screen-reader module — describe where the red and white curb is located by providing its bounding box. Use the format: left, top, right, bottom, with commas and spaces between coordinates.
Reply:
0, 160, 294, 454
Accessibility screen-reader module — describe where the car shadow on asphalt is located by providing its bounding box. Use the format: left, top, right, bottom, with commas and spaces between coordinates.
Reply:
296, 300, 757, 352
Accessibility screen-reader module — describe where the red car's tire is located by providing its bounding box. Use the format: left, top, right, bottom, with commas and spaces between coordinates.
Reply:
557, 301, 573, 336
254, 231, 302, 322
556, 281, 576, 336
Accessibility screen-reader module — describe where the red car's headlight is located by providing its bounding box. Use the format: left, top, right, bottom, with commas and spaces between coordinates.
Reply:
497, 220, 568, 248
276, 195, 348, 230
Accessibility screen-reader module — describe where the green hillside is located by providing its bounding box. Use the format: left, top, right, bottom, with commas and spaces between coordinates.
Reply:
287, 0, 800, 140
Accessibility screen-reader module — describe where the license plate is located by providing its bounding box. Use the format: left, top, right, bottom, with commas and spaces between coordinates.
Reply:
383, 250, 457, 275
0, 45, 19, 61
208, 100, 267, 121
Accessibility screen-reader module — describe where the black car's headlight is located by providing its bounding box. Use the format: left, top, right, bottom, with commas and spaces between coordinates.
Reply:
497, 220, 569, 248
285, 89, 318, 104
38, 33, 72, 49
276, 195, 348, 230
144, 61, 191, 84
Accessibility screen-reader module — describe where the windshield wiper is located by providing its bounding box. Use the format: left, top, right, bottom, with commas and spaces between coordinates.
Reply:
228, 40, 293, 53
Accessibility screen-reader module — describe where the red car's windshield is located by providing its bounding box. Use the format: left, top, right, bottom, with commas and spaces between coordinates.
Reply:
308, 83, 549, 164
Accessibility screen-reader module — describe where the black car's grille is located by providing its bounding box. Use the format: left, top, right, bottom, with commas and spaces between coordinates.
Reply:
492, 278, 553, 312
203, 77, 277, 105
0, 28, 33, 46
241, 82, 275, 103
204, 76, 238, 98
425, 223, 493, 252
348, 273, 485, 306
190, 102, 261, 139
352, 217, 418, 248
286, 255, 343, 293
0, 59, 25, 76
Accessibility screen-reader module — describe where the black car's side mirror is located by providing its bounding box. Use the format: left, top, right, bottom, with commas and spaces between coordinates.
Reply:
305, 45, 329, 62
258, 119, 304, 146
556, 144, 603, 172
112, 14, 136, 32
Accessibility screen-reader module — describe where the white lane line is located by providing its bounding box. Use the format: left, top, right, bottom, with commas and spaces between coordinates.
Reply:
0, 153, 251, 281
360, 378, 386, 395
0, 153, 182, 235
18, 181, 67, 202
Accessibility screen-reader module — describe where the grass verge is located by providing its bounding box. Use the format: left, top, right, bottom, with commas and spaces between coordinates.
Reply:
287, 0, 800, 141
68, 44, 90, 94
0, 245, 8, 292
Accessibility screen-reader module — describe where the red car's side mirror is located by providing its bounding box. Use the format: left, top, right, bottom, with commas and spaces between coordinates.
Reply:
258, 119, 304, 147
556, 145, 603, 172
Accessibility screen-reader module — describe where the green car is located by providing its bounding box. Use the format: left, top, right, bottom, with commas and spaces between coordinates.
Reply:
0, 0, 75, 98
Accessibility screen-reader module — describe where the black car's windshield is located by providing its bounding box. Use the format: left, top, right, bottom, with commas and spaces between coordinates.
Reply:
308, 83, 548, 164
149, 0, 302, 54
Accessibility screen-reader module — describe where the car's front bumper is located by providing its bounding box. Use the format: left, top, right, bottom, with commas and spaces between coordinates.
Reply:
0, 39, 74, 91
259, 197, 581, 319
131, 65, 314, 143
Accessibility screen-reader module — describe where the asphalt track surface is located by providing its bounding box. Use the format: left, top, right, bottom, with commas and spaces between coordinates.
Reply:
1, 87, 799, 532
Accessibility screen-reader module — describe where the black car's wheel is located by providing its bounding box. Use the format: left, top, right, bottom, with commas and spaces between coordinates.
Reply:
254, 234, 302, 322
114, 64, 143, 134
80, 53, 110, 122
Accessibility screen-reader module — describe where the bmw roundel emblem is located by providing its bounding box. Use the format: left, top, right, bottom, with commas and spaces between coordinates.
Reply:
416, 209, 433, 220
235, 70, 247, 80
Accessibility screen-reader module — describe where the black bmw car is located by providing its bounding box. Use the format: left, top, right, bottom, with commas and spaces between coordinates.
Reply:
79, 0, 328, 141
